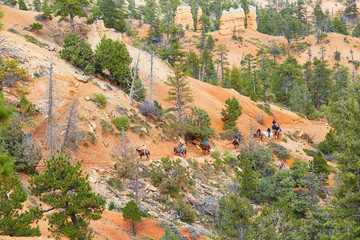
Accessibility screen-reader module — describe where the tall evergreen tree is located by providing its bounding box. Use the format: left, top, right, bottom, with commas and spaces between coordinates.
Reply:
53, 0, 90, 32
221, 96, 242, 130
237, 156, 257, 198
0, 173, 42, 237
165, 68, 193, 126
122, 200, 142, 235
326, 79, 360, 239
29, 154, 105, 239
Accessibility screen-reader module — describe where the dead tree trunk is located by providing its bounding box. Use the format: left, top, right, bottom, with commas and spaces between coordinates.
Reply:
47, 61, 57, 156
60, 96, 78, 154
149, 51, 154, 102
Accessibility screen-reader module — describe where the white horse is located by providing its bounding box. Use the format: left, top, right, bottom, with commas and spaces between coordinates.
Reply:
262, 131, 273, 139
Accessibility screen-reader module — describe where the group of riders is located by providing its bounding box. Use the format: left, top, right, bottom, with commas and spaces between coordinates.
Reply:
139, 119, 282, 158
233, 119, 282, 147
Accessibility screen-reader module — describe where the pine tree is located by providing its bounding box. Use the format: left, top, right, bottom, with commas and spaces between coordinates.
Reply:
325, 79, 360, 239
33, 0, 41, 11
0, 173, 42, 237
309, 151, 331, 182
344, 0, 358, 23
237, 156, 257, 198
216, 194, 255, 239
165, 68, 193, 126
98, 0, 127, 32
53, 0, 90, 32
29, 154, 105, 239
95, 37, 132, 88
272, 55, 302, 107
221, 96, 242, 130
18, 0, 28, 10
122, 200, 142, 235
311, 57, 332, 109
216, 44, 228, 81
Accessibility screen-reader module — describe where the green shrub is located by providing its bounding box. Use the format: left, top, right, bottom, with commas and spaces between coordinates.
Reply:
87, 131, 97, 144
107, 177, 125, 191
19, 95, 35, 117
150, 168, 165, 186
161, 178, 180, 197
281, 137, 288, 143
211, 149, 221, 158
8, 27, 19, 34
174, 198, 195, 223
214, 157, 223, 167
0, 119, 41, 174
258, 103, 272, 115
61, 33, 95, 74
224, 151, 238, 167
242, 146, 276, 177
29, 22, 43, 31
112, 116, 130, 131
268, 142, 291, 160
303, 148, 315, 156
91, 93, 107, 109
219, 126, 239, 140
108, 201, 116, 211
300, 133, 310, 140
24, 34, 46, 47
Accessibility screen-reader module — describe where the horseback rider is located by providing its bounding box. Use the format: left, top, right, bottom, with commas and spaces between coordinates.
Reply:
179, 140, 184, 152
272, 119, 276, 125
142, 143, 147, 156
256, 128, 261, 137
237, 131, 242, 140
204, 140, 209, 147
267, 127, 271, 137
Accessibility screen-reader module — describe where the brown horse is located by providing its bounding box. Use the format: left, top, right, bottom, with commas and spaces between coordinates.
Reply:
199, 143, 211, 154
272, 124, 277, 133
136, 149, 150, 160
274, 129, 282, 139
253, 132, 264, 140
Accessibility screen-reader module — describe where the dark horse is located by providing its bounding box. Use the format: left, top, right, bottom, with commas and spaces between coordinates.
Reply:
274, 128, 282, 139
174, 147, 187, 156
199, 143, 211, 154
272, 124, 277, 133
232, 138, 240, 149
136, 149, 150, 160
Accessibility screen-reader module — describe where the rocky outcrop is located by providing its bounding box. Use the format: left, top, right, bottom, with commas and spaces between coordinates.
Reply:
196, 8, 203, 31
246, 6, 257, 31
219, 7, 246, 36
174, 5, 194, 29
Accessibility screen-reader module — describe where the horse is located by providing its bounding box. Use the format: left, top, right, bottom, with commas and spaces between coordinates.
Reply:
253, 132, 264, 140
174, 147, 187, 156
263, 131, 273, 139
274, 129, 282, 139
199, 143, 211, 154
136, 149, 150, 160
232, 138, 240, 149
272, 124, 277, 133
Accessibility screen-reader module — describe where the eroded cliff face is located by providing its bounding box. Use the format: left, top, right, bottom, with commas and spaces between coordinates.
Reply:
246, 6, 258, 31
173, 4, 257, 34
219, 7, 246, 36
174, 5, 194, 29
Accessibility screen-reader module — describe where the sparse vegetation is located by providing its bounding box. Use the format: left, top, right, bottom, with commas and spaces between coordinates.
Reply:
112, 116, 130, 131
91, 93, 107, 109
